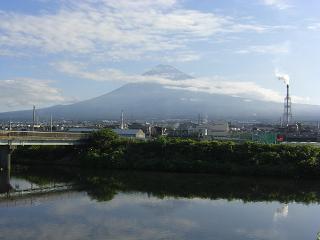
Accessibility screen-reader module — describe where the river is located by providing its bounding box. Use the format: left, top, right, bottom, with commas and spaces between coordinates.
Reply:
0, 166, 320, 240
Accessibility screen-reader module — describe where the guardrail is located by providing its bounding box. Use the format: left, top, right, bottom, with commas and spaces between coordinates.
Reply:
0, 183, 75, 198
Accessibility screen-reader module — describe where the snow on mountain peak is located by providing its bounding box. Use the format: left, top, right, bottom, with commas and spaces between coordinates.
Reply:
142, 65, 193, 80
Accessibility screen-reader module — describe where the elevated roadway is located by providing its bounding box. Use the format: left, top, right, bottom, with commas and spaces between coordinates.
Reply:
0, 131, 88, 146
0, 131, 89, 171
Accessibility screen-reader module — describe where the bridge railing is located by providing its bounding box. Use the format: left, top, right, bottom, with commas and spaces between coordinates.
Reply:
0, 131, 90, 140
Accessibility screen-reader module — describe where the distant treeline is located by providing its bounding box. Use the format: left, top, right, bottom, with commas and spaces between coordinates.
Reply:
14, 129, 320, 178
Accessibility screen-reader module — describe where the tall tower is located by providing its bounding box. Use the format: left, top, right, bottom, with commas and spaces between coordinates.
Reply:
277, 72, 292, 127
50, 114, 53, 132
283, 84, 292, 127
198, 113, 202, 125
32, 105, 36, 131
120, 110, 124, 129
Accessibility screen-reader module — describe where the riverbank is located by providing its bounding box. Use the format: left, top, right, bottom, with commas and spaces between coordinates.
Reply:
13, 129, 320, 178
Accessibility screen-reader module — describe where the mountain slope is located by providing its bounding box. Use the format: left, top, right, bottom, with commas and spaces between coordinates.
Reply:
0, 65, 319, 121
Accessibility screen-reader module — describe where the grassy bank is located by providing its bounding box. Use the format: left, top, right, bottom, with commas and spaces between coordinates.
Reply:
14, 129, 320, 178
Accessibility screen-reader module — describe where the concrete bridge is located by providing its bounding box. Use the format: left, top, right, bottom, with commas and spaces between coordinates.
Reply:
0, 131, 89, 171
0, 169, 79, 205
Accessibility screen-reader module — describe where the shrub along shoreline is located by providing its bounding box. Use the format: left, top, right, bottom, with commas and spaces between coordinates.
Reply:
13, 129, 320, 178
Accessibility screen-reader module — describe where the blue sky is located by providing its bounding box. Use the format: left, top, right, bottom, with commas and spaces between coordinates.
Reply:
0, 0, 320, 111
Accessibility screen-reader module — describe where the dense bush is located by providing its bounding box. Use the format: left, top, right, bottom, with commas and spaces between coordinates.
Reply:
79, 130, 320, 178
14, 129, 320, 178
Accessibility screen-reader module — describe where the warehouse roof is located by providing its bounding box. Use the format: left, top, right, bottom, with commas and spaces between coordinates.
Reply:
112, 129, 143, 135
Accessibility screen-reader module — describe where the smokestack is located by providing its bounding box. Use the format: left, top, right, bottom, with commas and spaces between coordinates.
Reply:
286, 84, 290, 126
276, 71, 292, 127
120, 110, 124, 130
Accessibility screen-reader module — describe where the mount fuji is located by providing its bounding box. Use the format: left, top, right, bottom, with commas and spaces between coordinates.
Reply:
0, 65, 319, 121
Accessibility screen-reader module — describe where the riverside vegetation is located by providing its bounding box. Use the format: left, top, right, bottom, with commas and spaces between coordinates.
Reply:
13, 129, 320, 178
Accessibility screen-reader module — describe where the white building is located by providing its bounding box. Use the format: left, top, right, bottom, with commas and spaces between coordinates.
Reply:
112, 129, 145, 139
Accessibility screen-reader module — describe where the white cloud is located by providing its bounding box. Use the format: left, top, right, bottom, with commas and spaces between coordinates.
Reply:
54, 61, 310, 104
0, 79, 67, 111
0, 49, 26, 57
308, 23, 320, 31
261, 0, 292, 10
0, 0, 276, 62
235, 227, 282, 240
161, 52, 201, 62
235, 42, 290, 55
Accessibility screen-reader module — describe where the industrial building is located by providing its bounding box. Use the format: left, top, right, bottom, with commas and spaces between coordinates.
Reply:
167, 121, 230, 139
112, 129, 145, 139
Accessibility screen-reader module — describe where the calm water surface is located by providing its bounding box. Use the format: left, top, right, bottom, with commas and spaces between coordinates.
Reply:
1, 166, 320, 240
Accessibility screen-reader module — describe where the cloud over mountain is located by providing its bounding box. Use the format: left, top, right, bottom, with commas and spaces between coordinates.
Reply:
54, 62, 310, 104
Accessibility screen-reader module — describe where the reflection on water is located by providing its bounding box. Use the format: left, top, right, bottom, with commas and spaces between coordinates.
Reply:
10, 177, 39, 190
273, 204, 289, 222
1, 166, 320, 240
0, 170, 11, 194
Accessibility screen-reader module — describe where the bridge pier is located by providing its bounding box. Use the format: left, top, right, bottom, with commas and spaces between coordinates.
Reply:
0, 168, 11, 194
0, 146, 16, 172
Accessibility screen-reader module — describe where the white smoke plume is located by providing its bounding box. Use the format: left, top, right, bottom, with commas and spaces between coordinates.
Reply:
275, 69, 290, 85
